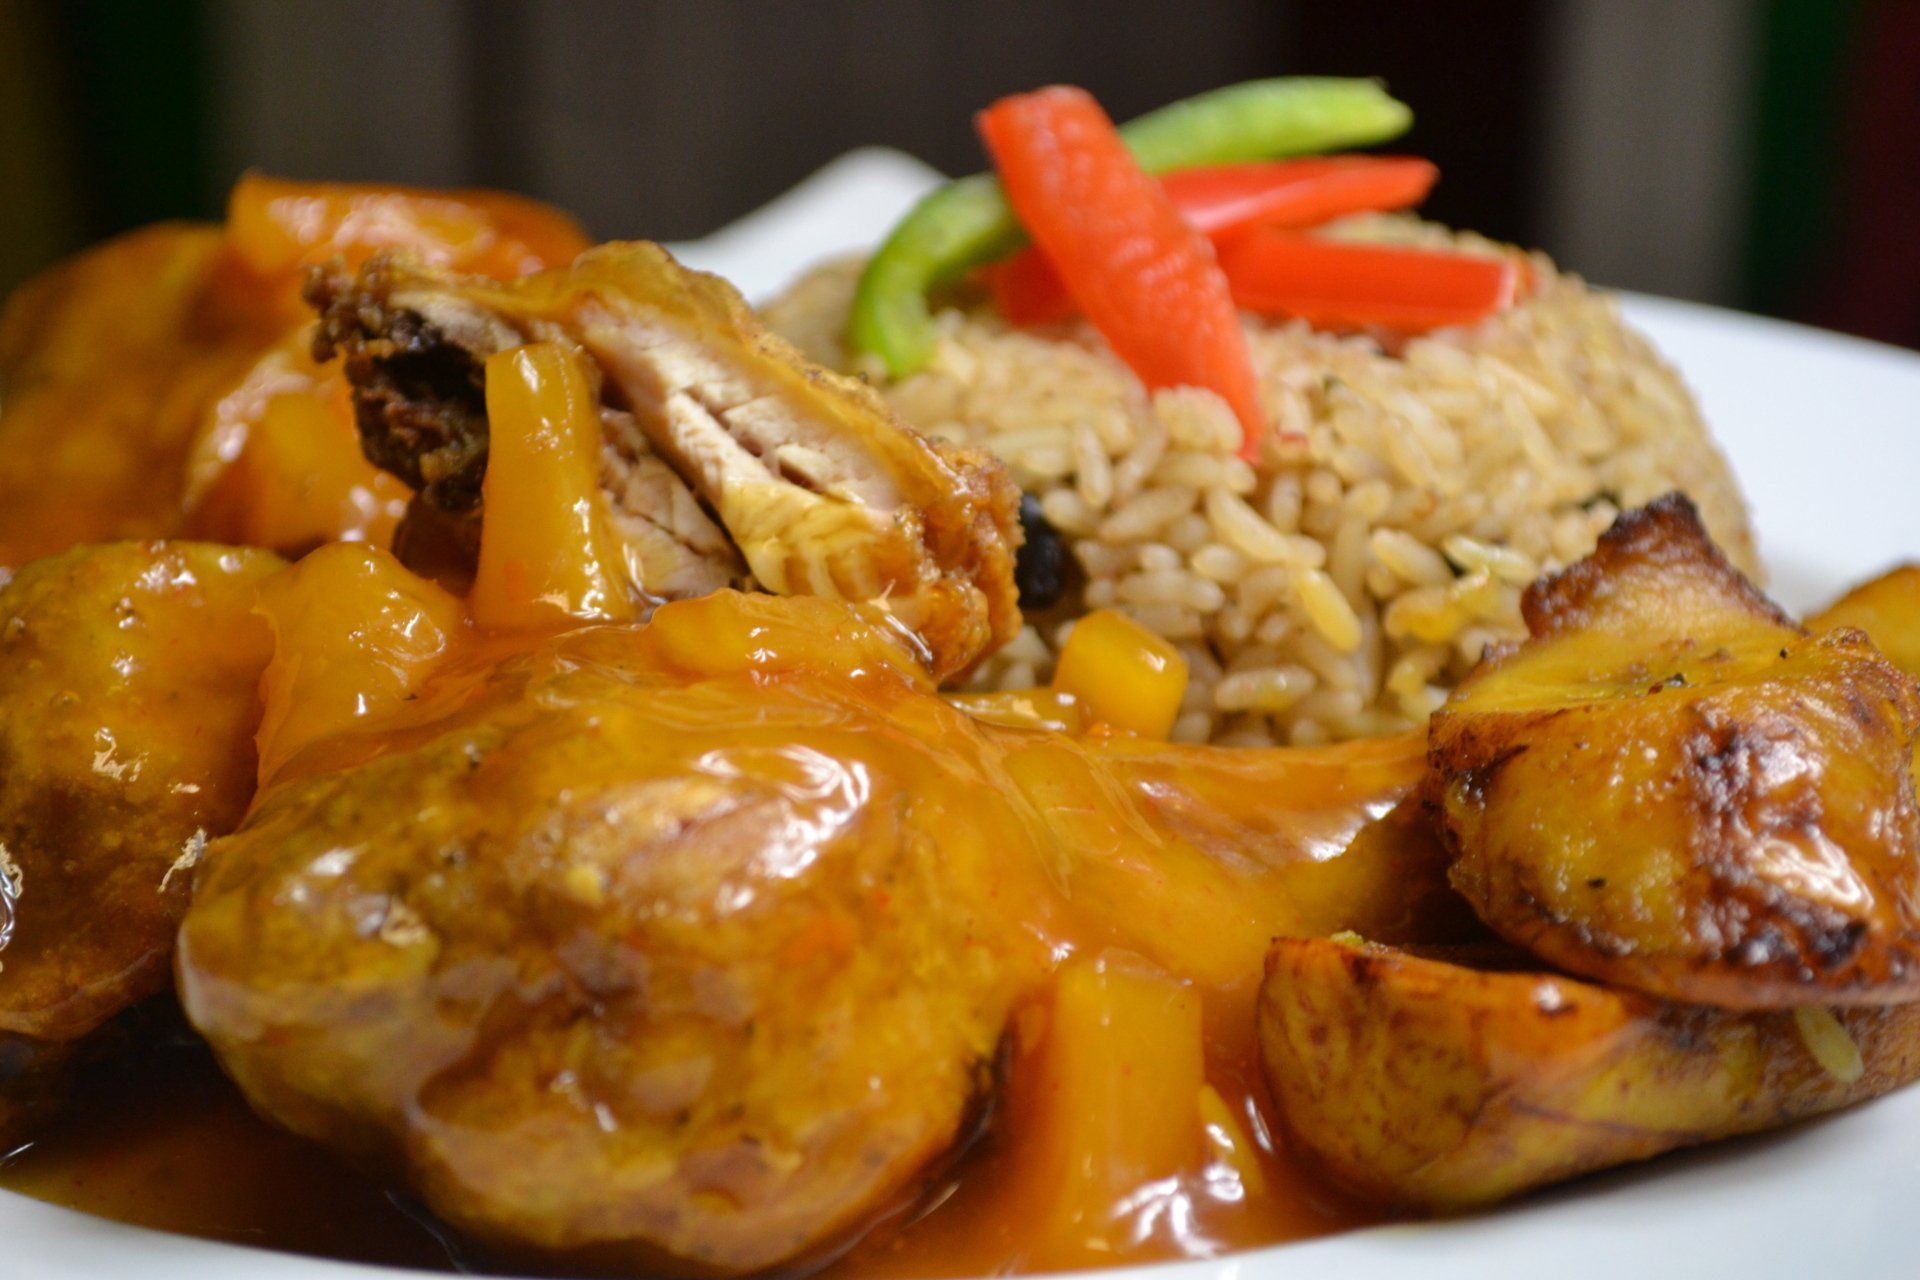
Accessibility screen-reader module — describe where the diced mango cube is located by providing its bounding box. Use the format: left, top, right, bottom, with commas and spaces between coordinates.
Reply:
1001, 952, 1206, 1265
254, 543, 467, 785
471, 343, 638, 632
1051, 609, 1188, 738
220, 388, 410, 554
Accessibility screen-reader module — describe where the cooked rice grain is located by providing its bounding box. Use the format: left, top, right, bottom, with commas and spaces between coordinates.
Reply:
766, 220, 1757, 745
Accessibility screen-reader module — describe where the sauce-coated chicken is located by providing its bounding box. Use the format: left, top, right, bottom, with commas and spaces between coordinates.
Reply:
0, 542, 280, 1143
1429, 495, 1920, 1007
307, 244, 1022, 679
178, 584, 1450, 1274
0, 228, 277, 565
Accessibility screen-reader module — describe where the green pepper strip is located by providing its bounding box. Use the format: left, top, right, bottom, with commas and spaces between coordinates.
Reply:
848, 78, 1415, 377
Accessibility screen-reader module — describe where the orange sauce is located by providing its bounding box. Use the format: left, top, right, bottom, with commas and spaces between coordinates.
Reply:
0, 1034, 463, 1271
820, 1000, 1382, 1279
0, 1004, 1378, 1276
0, 583, 1424, 1274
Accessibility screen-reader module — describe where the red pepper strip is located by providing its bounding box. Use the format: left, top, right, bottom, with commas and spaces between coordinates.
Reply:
991, 157, 1439, 325
1216, 231, 1524, 334
1168, 156, 1436, 233
977, 87, 1273, 458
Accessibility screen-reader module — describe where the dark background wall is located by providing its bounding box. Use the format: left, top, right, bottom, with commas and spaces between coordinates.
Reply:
4, 0, 1916, 348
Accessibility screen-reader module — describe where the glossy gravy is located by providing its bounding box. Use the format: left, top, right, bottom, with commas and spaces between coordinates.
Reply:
0, 1026, 1377, 1276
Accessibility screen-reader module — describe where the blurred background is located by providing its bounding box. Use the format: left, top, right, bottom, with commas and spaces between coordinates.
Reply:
3, 0, 1917, 348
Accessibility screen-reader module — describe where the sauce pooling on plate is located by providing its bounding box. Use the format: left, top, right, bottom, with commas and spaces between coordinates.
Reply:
0, 1008, 1380, 1275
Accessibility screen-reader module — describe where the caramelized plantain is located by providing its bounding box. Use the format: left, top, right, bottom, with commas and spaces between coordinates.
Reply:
1429, 495, 1920, 1007
1810, 565, 1920, 682
1258, 934, 1920, 1210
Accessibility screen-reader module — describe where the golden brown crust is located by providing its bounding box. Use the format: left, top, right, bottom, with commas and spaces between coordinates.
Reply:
1520, 493, 1792, 636
1429, 494, 1920, 1007
1258, 935, 1920, 1210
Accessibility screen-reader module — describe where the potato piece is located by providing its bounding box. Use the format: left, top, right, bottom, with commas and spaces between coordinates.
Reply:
1430, 495, 1920, 1007
1258, 935, 1920, 1210
1810, 565, 1920, 681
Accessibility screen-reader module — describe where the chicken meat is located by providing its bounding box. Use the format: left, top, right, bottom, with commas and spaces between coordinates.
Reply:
306, 243, 1021, 679
178, 586, 1448, 1274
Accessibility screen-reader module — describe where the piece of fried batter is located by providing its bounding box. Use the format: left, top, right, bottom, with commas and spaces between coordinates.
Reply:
1429, 494, 1920, 1008
305, 244, 1021, 680
0, 542, 280, 1142
1258, 934, 1920, 1210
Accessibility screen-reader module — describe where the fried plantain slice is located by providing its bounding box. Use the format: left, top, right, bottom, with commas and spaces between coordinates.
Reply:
1810, 564, 1920, 682
307, 244, 1020, 680
1258, 934, 1920, 1210
1429, 494, 1920, 1007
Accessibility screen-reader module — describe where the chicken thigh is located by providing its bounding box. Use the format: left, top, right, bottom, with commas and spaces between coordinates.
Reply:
178, 585, 1445, 1273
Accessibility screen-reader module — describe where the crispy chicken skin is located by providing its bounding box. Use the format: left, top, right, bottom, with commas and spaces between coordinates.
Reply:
1258, 936, 1920, 1211
0, 542, 280, 1142
1429, 495, 1920, 1008
306, 244, 1021, 680
178, 589, 1450, 1273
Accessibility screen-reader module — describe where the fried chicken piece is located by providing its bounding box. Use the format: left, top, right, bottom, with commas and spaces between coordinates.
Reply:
0, 542, 280, 1143
178, 587, 1449, 1273
306, 243, 1021, 679
1259, 935, 1920, 1210
1429, 494, 1920, 1008
178, 596, 1040, 1272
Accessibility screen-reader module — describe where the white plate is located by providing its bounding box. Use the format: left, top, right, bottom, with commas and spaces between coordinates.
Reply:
7, 152, 1920, 1280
